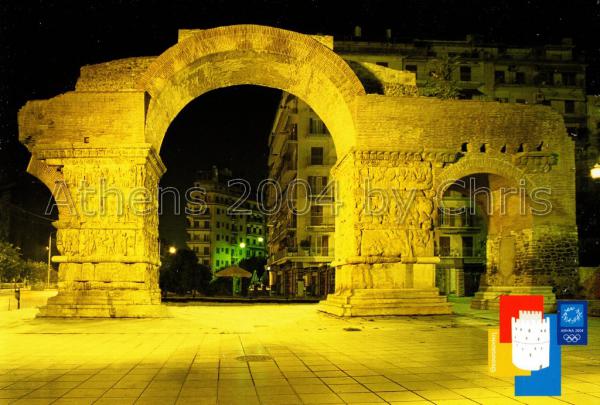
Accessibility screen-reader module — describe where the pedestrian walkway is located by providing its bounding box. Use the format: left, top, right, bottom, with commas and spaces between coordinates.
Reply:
0, 296, 598, 404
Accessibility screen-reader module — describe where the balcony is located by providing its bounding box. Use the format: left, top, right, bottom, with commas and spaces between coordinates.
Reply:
270, 247, 335, 265
307, 217, 335, 230
186, 205, 211, 218
437, 209, 479, 229
308, 190, 334, 202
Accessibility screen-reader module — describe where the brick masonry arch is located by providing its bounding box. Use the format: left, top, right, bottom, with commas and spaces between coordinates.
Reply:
138, 25, 366, 157
434, 153, 538, 198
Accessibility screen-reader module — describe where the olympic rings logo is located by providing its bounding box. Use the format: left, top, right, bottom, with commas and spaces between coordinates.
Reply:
562, 333, 581, 343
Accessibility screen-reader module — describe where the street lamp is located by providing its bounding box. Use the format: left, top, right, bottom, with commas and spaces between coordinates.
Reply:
168, 246, 177, 255
592, 163, 600, 180
257, 237, 264, 243
239, 242, 246, 248
46, 234, 53, 289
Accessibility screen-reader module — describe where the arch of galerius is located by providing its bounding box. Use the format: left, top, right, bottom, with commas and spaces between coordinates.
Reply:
17, 25, 578, 317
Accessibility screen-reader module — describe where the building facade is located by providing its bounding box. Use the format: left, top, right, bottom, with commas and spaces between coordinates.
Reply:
267, 93, 336, 297
435, 189, 488, 297
186, 167, 267, 272
336, 36, 587, 135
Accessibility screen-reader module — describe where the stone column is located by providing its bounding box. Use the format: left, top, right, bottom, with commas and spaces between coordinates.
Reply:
30, 144, 166, 318
319, 150, 452, 316
471, 226, 577, 312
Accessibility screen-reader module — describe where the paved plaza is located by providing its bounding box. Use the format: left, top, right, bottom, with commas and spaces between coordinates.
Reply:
1, 296, 599, 405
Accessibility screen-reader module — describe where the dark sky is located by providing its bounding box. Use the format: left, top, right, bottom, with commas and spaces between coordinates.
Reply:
1, 0, 599, 249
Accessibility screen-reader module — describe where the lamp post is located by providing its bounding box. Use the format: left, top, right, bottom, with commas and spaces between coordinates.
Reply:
591, 163, 600, 180
46, 234, 52, 289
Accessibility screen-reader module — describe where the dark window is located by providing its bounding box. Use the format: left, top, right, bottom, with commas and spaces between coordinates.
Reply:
494, 70, 505, 84
376, 61, 388, 67
460, 66, 471, 81
541, 72, 554, 85
309, 118, 325, 134
516, 99, 526, 104
462, 236, 474, 257
203, 247, 209, 255
439, 237, 451, 256
308, 176, 328, 194
562, 72, 576, 86
310, 147, 324, 165
565, 100, 575, 114
515, 72, 525, 84
310, 206, 323, 226
405, 64, 417, 78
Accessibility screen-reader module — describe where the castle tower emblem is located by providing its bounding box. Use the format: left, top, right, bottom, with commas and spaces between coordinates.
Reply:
511, 310, 550, 371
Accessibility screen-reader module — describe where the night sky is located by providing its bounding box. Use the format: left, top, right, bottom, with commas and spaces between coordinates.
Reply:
1, 0, 599, 251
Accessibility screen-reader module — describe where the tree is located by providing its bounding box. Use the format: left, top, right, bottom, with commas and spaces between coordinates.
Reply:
23, 260, 57, 288
159, 249, 212, 296
0, 240, 23, 282
419, 55, 460, 100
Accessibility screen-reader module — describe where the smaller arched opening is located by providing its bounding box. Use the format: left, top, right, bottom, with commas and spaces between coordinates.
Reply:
434, 170, 535, 298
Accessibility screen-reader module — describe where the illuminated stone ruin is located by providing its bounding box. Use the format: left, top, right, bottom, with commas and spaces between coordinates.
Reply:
18, 25, 577, 317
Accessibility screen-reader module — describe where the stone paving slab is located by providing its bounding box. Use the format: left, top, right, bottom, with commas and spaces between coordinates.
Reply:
0, 300, 599, 404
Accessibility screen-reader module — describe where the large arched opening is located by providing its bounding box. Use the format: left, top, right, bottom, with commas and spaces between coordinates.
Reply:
139, 26, 363, 302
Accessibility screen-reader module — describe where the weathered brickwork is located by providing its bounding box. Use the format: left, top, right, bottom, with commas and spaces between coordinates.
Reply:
17, 25, 578, 317
76, 57, 156, 92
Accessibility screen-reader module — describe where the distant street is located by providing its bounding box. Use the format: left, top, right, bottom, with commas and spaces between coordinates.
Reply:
0, 289, 57, 312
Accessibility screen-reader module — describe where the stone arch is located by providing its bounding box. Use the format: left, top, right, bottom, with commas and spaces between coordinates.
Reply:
433, 153, 554, 307
26, 158, 69, 219
434, 153, 537, 199
138, 24, 366, 157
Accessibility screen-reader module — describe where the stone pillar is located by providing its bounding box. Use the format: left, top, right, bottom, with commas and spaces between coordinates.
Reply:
469, 172, 577, 312
31, 145, 166, 318
319, 150, 452, 316
471, 226, 577, 312
455, 267, 465, 297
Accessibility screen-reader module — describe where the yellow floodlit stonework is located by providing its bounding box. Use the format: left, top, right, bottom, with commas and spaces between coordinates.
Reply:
18, 25, 578, 317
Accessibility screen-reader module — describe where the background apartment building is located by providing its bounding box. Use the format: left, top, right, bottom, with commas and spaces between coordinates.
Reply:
336, 36, 587, 131
186, 167, 267, 272
435, 189, 488, 297
267, 93, 336, 297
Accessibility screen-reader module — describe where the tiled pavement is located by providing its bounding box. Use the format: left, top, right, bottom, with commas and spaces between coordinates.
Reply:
1, 297, 599, 405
